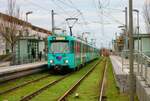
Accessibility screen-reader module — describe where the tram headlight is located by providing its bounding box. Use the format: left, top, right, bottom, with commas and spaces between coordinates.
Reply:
65, 60, 69, 64
50, 60, 54, 64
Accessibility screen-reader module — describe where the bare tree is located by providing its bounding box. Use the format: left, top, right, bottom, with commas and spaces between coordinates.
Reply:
143, 0, 150, 34
0, 0, 25, 64
0, 0, 24, 64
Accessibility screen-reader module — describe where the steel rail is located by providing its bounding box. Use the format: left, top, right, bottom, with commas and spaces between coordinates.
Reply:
20, 74, 70, 101
99, 60, 108, 101
0, 74, 50, 95
57, 59, 102, 101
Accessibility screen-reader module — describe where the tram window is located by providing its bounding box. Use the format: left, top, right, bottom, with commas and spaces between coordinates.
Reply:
70, 41, 74, 53
50, 41, 70, 53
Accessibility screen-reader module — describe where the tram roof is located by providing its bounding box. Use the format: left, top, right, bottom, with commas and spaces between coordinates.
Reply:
48, 35, 97, 49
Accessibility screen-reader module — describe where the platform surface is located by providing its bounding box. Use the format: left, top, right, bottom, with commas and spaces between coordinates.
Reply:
0, 61, 47, 74
110, 55, 129, 75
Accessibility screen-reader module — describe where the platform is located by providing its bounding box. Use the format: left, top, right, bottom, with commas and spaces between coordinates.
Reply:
110, 55, 150, 101
110, 55, 129, 92
0, 61, 47, 74
0, 61, 47, 83
0, 61, 10, 67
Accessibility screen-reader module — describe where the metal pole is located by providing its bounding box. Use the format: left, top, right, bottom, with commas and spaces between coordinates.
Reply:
26, 11, 33, 22
26, 14, 28, 22
140, 37, 143, 77
137, 11, 139, 52
137, 10, 140, 74
51, 10, 55, 34
82, 32, 85, 39
129, 0, 134, 101
125, 7, 128, 51
69, 26, 72, 36
139, 7, 142, 70
115, 32, 118, 55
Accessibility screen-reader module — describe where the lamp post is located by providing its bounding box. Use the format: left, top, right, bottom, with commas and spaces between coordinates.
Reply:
123, 7, 128, 51
133, 9, 140, 74
26, 11, 33, 22
51, 10, 57, 34
66, 18, 78, 36
115, 32, 119, 55
133, 9, 140, 52
133, 9, 139, 36
129, 0, 134, 100
82, 32, 90, 41
25, 11, 33, 37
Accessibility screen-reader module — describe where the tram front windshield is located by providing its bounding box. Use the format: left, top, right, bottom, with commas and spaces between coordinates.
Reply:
50, 41, 70, 53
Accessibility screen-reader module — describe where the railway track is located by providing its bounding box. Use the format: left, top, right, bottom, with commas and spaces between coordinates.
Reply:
57, 59, 102, 101
99, 60, 108, 101
0, 59, 103, 101
19, 59, 102, 101
20, 74, 71, 101
0, 74, 50, 95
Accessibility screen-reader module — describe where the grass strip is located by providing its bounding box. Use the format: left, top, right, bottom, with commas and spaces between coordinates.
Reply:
66, 58, 105, 101
0, 71, 48, 92
0, 59, 100, 101
0, 75, 61, 101
105, 58, 139, 101
30, 59, 101, 101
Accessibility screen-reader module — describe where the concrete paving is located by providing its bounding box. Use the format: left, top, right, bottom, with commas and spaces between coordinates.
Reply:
110, 55, 129, 92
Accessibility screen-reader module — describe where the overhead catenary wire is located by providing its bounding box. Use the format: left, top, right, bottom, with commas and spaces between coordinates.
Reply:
57, 0, 79, 11
51, 0, 72, 16
55, 0, 93, 33
103, 12, 124, 25
98, 0, 110, 9
94, 0, 118, 45
57, 0, 83, 16
56, 0, 92, 31
23, 0, 126, 43
24, 0, 50, 12
27, 0, 124, 26
51, 0, 82, 18
25, 0, 76, 31
96, 0, 125, 25
114, 0, 127, 8
98, 0, 105, 36
23, 0, 70, 20
51, 0, 86, 32
27, 0, 78, 19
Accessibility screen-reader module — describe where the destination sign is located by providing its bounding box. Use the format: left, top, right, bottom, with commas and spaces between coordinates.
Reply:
56, 37, 65, 40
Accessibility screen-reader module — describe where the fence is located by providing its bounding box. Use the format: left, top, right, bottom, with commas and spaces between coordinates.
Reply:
121, 50, 150, 87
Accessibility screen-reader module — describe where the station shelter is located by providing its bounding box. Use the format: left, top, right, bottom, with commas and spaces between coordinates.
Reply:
15, 36, 46, 64
134, 34, 150, 56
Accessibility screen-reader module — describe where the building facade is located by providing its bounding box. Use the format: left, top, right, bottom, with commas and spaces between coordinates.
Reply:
0, 13, 51, 55
0, 12, 52, 64
0, 35, 5, 55
134, 34, 150, 56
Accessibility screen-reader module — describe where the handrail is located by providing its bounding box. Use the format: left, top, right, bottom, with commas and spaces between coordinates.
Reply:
121, 49, 150, 86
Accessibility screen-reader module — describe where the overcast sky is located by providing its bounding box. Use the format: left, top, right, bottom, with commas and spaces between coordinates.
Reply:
0, 0, 147, 48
